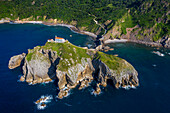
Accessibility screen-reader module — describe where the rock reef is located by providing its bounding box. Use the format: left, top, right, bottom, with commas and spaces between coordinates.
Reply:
9, 41, 139, 98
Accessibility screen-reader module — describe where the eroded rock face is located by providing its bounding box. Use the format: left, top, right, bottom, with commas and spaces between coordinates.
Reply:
8, 53, 26, 69
92, 59, 139, 89
56, 58, 94, 99
22, 48, 57, 84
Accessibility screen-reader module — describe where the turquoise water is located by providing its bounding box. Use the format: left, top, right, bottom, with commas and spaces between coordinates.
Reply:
0, 24, 170, 113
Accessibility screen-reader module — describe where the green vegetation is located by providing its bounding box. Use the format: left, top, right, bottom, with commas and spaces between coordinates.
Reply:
0, 0, 169, 39
131, 0, 169, 28
120, 14, 136, 35
94, 51, 134, 74
42, 41, 91, 71
153, 23, 169, 41
0, 0, 142, 32
26, 52, 33, 62
95, 52, 121, 70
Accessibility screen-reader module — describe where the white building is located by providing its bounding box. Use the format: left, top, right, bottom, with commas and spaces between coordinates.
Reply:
55, 36, 65, 43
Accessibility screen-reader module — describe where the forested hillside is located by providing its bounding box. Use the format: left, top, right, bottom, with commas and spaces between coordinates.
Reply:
0, 0, 169, 44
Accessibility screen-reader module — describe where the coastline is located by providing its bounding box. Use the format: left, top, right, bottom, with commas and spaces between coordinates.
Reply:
0, 19, 97, 38
128, 40, 163, 48
104, 39, 128, 44
0, 19, 169, 48
42, 22, 98, 38
103, 39, 167, 48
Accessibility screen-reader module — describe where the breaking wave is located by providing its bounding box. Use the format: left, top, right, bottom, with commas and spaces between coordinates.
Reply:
122, 85, 136, 90
34, 95, 53, 110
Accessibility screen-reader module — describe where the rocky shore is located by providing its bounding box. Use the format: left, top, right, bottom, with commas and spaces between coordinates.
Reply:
8, 41, 139, 99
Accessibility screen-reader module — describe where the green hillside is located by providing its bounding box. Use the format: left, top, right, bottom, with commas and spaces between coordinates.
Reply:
0, 0, 169, 39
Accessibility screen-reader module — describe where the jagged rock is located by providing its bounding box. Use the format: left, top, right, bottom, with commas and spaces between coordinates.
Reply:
93, 83, 101, 95
56, 71, 67, 90
19, 76, 25, 82
78, 80, 86, 90
96, 45, 103, 51
57, 88, 69, 99
8, 53, 26, 69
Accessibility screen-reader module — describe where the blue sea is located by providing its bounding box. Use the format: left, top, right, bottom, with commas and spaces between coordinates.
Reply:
0, 23, 170, 113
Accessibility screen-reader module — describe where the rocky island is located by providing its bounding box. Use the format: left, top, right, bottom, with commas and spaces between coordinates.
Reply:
8, 40, 139, 99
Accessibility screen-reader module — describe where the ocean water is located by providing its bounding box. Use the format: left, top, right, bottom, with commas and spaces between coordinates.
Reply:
0, 24, 170, 113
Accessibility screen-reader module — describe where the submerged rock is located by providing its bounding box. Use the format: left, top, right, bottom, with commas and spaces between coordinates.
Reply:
9, 41, 139, 98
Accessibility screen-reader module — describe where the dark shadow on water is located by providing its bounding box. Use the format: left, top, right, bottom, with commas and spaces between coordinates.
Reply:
107, 79, 114, 87
48, 56, 60, 83
94, 35, 102, 47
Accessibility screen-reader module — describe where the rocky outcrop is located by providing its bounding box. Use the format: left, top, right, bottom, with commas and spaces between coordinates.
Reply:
22, 47, 58, 84
8, 53, 26, 69
160, 35, 170, 48
92, 58, 138, 90
9, 41, 139, 99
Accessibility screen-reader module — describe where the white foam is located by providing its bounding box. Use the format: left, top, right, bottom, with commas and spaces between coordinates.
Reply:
28, 82, 37, 85
131, 85, 137, 89
37, 104, 46, 110
34, 95, 53, 110
152, 51, 165, 57
43, 80, 54, 84
152, 64, 157, 67
122, 85, 136, 90
28, 80, 54, 86
63, 86, 68, 91
168, 53, 170, 55
90, 89, 102, 96
90, 89, 96, 96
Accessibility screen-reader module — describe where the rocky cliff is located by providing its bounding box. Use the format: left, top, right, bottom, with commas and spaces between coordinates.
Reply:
9, 41, 139, 99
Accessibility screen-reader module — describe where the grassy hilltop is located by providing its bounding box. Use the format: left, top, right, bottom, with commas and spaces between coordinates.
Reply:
26, 41, 131, 73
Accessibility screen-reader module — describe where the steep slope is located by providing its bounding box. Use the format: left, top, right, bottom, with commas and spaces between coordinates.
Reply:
104, 0, 169, 47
